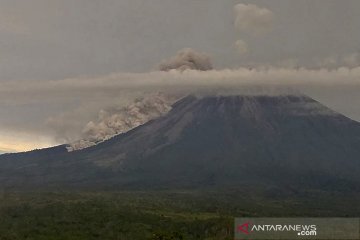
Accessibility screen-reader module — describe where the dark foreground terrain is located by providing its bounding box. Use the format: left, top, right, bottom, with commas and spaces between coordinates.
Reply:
0, 189, 359, 240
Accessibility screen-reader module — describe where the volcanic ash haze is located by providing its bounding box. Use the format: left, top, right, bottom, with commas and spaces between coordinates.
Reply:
68, 48, 214, 151
68, 93, 180, 151
1, 94, 360, 191
158, 48, 213, 72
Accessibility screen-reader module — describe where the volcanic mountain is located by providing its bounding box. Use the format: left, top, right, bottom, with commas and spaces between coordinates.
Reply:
1, 95, 360, 191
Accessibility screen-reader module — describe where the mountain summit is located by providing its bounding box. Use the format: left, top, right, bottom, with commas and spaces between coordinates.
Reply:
1, 95, 360, 191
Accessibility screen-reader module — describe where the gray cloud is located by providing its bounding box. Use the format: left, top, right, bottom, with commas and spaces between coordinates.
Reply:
67, 48, 214, 150
1, 0, 360, 151
1, 66, 360, 150
2, 68, 360, 102
158, 48, 213, 71
68, 93, 180, 151
0, 0, 360, 80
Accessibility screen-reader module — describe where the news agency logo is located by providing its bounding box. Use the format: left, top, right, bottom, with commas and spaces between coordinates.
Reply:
236, 222, 317, 236
237, 222, 251, 235
234, 218, 359, 240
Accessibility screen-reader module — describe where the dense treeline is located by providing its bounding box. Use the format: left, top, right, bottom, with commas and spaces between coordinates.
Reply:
0, 190, 358, 239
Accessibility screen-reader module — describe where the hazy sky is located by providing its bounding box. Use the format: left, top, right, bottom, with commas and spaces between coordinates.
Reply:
1, 0, 360, 152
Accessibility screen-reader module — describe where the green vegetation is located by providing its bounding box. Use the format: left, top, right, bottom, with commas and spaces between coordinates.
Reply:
0, 190, 358, 239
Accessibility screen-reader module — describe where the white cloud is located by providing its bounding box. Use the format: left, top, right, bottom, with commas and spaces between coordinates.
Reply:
314, 53, 360, 68
2, 67, 360, 102
234, 3, 274, 35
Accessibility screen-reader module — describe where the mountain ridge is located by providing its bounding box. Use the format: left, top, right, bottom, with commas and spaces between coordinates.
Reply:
1, 94, 360, 191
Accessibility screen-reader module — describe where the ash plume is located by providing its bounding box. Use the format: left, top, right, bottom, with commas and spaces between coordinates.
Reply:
2, 65, 360, 152
67, 93, 180, 151
158, 48, 213, 71
68, 48, 214, 151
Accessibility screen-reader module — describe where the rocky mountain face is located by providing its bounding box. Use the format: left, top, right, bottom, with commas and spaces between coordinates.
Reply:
1, 95, 360, 191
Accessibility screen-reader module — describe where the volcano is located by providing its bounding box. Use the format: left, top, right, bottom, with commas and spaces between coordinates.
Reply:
1, 95, 360, 191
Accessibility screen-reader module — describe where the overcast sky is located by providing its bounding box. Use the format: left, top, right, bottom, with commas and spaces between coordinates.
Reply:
1, 0, 360, 152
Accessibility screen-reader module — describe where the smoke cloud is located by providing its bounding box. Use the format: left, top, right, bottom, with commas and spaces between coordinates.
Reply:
1, 66, 360, 151
158, 48, 213, 71
68, 93, 180, 151
69, 47, 214, 150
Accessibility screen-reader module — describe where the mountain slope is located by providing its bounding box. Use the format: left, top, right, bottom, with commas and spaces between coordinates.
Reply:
1, 95, 360, 191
